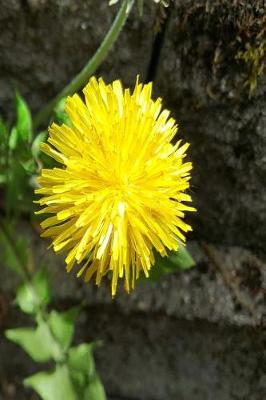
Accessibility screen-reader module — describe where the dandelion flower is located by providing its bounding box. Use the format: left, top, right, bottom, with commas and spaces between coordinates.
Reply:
36, 77, 195, 296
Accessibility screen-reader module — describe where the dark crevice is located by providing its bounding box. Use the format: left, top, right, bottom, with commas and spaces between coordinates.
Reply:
19, 0, 31, 13
145, 5, 173, 83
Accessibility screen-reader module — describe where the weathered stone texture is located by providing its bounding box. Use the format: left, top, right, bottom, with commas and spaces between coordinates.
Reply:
1, 0, 266, 252
0, 225, 265, 399
156, 0, 266, 252
0, 0, 154, 116
0, 1, 266, 399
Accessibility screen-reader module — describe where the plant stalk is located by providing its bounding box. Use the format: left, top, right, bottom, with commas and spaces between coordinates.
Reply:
33, 0, 134, 130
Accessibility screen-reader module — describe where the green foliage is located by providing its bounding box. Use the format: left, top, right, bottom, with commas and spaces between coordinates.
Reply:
84, 375, 106, 400
21, 339, 106, 400
68, 343, 106, 399
5, 271, 106, 399
0, 88, 106, 399
0, 92, 47, 215
0, 1, 197, 398
5, 318, 60, 363
236, 42, 266, 96
31, 131, 47, 159
15, 92, 33, 143
0, 116, 8, 142
48, 307, 79, 351
24, 365, 77, 400
1, 95, 32, 213
53, 97, 71, 126
146, 245, 195, 281
8, 127, 18, 150
16, 268, 51, 314
68, 343, 96, 379
3, 230, 106, 400
0, 221, 28, 278
0, 118, 8, 183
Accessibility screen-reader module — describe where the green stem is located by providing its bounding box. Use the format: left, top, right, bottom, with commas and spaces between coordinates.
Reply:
33, 0, 134, 130
0, 219, 29, 282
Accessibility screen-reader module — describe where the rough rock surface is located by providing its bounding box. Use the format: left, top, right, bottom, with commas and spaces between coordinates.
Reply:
156, 0, 266, 252
0, 0, 266, 252
0, 0, 154, 117
0, 225, 265, 399
0, 1, 266, 399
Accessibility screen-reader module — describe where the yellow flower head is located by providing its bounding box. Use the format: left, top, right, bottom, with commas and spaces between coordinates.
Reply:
36, 77, 195, 296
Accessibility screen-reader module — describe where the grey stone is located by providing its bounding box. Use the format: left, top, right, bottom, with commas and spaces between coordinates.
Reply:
155, 0, 266, 253
0, 1, 266, 399
1, 0, 266, 252
0, 224, 265, 399
0, 0, 154, 119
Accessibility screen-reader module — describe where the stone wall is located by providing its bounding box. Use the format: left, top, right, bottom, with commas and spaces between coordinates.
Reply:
155, 0, 266, 253
1, 0, 266, 252
0, 1, 265, 399
0, 225, 265, 399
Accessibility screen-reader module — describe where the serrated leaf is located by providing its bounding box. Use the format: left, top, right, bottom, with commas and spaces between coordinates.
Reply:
9, 127, 18, 150
48, 307, 79, 351
31, 131, 47, 159
84, 376, 106, 400
16, 268, 51, 314
5, 320, 55, 362
15, 92, 32, 143
24, 365, 77, 400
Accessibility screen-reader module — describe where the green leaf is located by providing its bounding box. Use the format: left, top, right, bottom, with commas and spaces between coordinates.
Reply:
68, 342, 103, 397
167, 245, 196, 270
24, 365, 77, 400
5, 320, 55, 362
16, 268, 51, 314
0, 174, 6, 184
9, 127, 18, 150
53, 98, 70, 125
48, 307, 79, 351
33, 268, 51, 305
31, 131, 47, 159
84, 376, 106, 400
15, 92, 32, 143
5, 159, 29, 213
0, 117, 8, 139
68, 343, 95, 377
20, 158, 36, 174
16, 284, 37, 314
67, 343, 95, 395
146, 245, 195, 281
